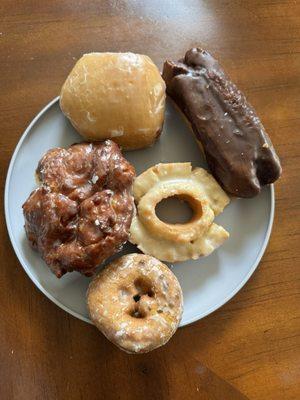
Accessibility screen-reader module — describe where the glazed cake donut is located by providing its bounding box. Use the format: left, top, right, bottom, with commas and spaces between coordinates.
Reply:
130, 163, 230, 262
87, 253, 183, 354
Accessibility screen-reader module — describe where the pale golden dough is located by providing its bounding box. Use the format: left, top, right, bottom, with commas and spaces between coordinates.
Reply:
130, 163, 230, 262
87, 253, 183, 354
60, 52, 166, 150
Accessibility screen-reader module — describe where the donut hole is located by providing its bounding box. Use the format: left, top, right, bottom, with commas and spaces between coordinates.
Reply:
133, 294, 141, 302
134, 278, 154, 298
130, 307, 146, 319
155, 195, 201, 225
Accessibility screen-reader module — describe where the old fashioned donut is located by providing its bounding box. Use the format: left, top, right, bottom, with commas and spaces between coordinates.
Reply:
87, 253, 183, 354
129, 163, 230, 262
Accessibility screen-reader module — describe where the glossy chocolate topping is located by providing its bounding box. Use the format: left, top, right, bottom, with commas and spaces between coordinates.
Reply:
162, 48, 282, 197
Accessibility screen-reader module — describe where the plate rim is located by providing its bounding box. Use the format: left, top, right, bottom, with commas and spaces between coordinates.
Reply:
4, 96, 275, 327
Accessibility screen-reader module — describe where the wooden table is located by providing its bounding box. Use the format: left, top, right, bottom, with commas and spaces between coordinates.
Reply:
1, 1, 299, 399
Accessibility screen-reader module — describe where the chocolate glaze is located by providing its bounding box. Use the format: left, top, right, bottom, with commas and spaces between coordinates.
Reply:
162, 48, 282, 197
23, 140, 135, 278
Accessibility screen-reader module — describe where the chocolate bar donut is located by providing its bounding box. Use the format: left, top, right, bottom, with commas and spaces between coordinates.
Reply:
162, 48, 282, 198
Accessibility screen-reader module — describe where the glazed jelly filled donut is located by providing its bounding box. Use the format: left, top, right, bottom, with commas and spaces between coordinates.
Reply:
87, 253, 183, 353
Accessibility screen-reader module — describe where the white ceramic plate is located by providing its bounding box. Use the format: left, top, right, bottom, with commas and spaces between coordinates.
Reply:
5, 97, 274, 326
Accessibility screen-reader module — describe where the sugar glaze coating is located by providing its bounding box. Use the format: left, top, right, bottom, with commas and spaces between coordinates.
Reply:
23, 140, 135, 277
87, 254, 183, 353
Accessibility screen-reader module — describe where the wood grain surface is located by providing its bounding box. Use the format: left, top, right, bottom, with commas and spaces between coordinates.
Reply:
0, 1, 299, 399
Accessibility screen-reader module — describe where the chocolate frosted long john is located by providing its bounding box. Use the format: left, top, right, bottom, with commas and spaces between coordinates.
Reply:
162, 48, 281, 198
